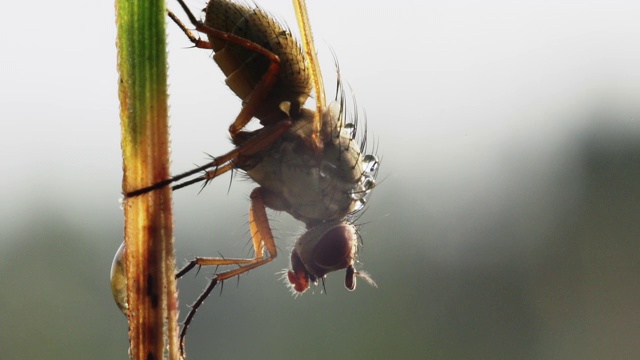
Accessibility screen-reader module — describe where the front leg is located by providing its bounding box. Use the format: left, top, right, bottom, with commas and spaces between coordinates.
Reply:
176, 187, 278, 356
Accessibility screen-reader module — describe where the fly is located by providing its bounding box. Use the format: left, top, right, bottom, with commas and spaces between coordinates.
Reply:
116, 0, 379, 355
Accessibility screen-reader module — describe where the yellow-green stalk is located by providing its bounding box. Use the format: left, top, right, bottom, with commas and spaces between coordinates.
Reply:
115, 0, 179, 358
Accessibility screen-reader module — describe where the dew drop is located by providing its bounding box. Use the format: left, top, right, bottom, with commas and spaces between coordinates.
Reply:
362, 154, 379, 173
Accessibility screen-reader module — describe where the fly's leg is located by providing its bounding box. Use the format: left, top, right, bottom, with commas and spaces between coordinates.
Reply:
167, 9, 212, 49
176, 187, 278, 356
125, 119, 290, 197
122, 1, 290, 198
171, 0, 282, 139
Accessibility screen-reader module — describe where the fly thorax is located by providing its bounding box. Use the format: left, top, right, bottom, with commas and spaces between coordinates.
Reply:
247, 102, 378, 223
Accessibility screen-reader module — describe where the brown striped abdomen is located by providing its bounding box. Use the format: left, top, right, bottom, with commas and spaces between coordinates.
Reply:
204, 0, 312, 125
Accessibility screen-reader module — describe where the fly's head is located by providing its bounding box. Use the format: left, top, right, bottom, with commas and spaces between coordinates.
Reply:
284, 69, 379, 294
286, 221, 375, 294
286, 109, 379, 294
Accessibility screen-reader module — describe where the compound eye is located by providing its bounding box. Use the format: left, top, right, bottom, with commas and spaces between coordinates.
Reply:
311, 225, 354, 272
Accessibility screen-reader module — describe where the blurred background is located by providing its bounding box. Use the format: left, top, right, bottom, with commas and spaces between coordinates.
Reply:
1, 0, 639, 359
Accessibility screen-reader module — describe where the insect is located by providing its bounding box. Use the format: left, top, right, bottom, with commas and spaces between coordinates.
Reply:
118, 0, 379, 354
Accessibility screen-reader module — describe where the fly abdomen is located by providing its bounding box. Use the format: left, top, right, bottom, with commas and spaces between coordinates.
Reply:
205, 0, 312, 124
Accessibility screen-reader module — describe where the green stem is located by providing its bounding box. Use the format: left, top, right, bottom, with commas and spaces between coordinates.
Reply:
115, 0, 179, 359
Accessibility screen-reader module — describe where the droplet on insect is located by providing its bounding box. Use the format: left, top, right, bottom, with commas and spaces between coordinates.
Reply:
352, 197, 367, 213
363, 154, 379, 173
362, 175, 376, 191
343, 123, 356, 140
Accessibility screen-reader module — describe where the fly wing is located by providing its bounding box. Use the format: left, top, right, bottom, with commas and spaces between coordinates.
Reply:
292, 0, 325, 151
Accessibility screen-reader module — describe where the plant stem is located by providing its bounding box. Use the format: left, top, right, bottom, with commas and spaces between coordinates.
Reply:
115, 0, 179, 358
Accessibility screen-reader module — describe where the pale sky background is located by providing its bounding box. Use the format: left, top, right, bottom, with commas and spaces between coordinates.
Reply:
2, 0, 638, 225
1, 0, 640, 358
